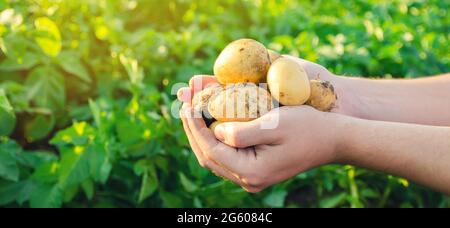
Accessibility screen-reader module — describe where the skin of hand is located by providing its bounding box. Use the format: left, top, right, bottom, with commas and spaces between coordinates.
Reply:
333, 75, 450, 126
179, 103, 343, 193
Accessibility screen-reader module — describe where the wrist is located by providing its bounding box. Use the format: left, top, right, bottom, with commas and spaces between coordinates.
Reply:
331, 113, 358, 164
329, 75, 361, 118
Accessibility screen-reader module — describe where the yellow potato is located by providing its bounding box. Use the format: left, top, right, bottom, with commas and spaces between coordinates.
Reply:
307, 80, 337, 112
214, 39, 270, 85
208, 83, 274, 122
267, 58, 311, 106
192, 83, 223, 119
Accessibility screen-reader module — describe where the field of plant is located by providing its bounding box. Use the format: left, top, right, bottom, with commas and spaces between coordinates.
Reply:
0, 0, 449, 208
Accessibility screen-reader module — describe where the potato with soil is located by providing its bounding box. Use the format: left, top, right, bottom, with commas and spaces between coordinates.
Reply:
307, 80, 337, 112
267, 57, 311, 106
208, 83, 274, 122
214, 39, 271, 85
192, 83, 223, 124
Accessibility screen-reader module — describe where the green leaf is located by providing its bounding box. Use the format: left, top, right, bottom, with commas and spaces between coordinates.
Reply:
400, 202, 414, 208
119, 54, 144, 86
133, 159, 147, 176
34, 17, 61, 57
0, 34, 29, 59
138, 169, 158, 203
88, 99, 101, 129
0, 180, 36, 206
25, 66, 65, 110
81, 179, 94, 200
360, 188, 380, 199
17, 150, 58, 169
0, 181, 25, 205
0, 89, 16, 136
69, 104, 92, 121
160, 190, 183, 208
31, 161, 59, 183
154, 156, 169, 175
58, 51, 91, 83
134, 160, 159, 203
50, 121, 96, 147
63, 184, 79, 203
30, 183, 63, 208
0, 144, 19, 181
24, 114, 55, 142
0, 138, 22, 156
16, 180, 36, 205
98, 160, 112, 184
87, 143, 111, 184
0, 52, 40, 71
58, 147, 90, 187
263, 188, 288, 208
319, 193, 347, 208
188, 153, 208, 179
116, 118, 143, 145
193, 197, 203, 208
179, 172, 198, 193
52, 122, 108, 187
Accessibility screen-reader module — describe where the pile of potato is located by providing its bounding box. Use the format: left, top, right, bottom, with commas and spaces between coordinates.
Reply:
192, 39, 337, 129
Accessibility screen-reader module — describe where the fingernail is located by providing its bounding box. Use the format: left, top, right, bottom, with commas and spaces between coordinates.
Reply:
177, 89, 183, 100
177, 88, 191, 103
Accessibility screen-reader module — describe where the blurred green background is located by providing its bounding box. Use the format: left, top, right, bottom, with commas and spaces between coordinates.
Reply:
0, 0, 449, 208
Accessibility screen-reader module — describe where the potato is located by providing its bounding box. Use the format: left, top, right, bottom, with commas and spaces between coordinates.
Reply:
268, 49, 282, 63
307, 80, 337, 112
192, 83, 223, 123
208, 83, 274, 122
267, 58, 311, 106
213, 39, 270, 85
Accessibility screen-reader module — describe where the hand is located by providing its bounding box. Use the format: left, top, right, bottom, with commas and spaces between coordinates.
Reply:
282, 55, 336, 82
177, 56, 344, 193
179, 98, 344, 193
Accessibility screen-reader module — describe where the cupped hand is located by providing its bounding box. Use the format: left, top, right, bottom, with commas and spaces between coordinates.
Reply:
179, 103, 344, 193
177, 56, 344, 193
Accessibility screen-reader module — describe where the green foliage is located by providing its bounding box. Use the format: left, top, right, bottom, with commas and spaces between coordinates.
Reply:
0, 0, 449, 208
0, 89, 15, 136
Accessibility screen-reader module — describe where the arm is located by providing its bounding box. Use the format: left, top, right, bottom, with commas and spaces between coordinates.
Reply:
177, 61, 450, 194
284, 56, 450, 126
179, 98, 450, 194
339, 115, 450, 195
332, 73, 450, 126
180, 56, 450, 126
